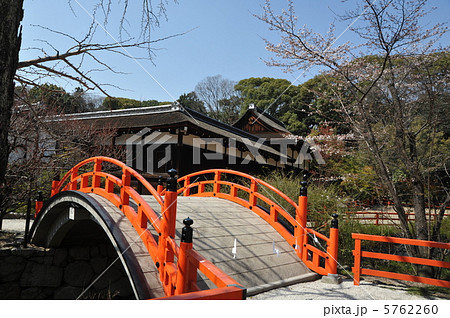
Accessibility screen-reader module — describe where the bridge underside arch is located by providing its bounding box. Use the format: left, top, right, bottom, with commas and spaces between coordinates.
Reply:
30, 191, 164, 299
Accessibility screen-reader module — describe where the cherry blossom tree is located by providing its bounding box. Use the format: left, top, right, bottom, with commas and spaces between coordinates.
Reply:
258, 0, 449, 265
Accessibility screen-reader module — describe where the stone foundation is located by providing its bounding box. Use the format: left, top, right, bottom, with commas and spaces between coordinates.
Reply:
0, 243, 134, 299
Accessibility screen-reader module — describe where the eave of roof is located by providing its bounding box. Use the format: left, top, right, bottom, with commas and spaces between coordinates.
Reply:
45, 104, 291, 159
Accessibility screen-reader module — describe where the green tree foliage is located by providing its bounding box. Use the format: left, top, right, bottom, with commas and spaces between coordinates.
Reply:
101, 96, 167, 110
235, 76, 347, 135
235, 77, 299, 117
177, 92, 207, 113
28, 84, 95, 113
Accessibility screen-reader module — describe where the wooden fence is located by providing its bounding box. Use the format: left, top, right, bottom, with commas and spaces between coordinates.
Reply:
352, 233, 450, 288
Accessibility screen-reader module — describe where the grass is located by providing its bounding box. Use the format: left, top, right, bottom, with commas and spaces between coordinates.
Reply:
406, 286, 450, 299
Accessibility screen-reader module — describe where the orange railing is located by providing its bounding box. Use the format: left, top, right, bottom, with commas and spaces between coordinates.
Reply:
173, 169, 339, 277
37, 157, 245, 300
352, 233, 450, 288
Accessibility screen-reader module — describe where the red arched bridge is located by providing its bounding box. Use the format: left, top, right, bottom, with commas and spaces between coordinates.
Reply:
30, 157, 339, 300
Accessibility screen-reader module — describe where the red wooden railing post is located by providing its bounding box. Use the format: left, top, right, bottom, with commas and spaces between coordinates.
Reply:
92, 158, 103, 188
70, 167, 79, 190
183, 176, 191, 196
164, 169, 178, 238
296, 180, 308, 259
326, 213, 339, 275
158, 169, 178, 288
249, 179, 258, 207
352, 235, 361, 286
213, 171, 221, 194
175, 217, 195, 295
120, 168, 131, 206
34, 191, 43, 217
51, 175, 60, 197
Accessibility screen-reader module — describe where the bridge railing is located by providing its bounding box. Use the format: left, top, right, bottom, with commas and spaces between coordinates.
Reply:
175, 169, 339, 277
155, 217, 245, 299
352, 233, 450, 288
42, 157, 245, 299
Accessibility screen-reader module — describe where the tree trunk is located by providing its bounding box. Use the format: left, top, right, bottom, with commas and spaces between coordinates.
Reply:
0, 0, 24, 230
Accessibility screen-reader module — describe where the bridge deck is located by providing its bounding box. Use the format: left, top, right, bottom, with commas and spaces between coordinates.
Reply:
144, 196, 318, 295
90, 194, 165, 299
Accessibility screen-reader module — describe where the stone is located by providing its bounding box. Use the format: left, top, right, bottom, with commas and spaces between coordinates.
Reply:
68, 247, 90, 261
90, 246, 100, 258
11, 248, 36, 258
0, 256, 26, 282
0, 282, 20, 299
0, 248, 12, 256
90, 257, 108, 274
53, 248, 68, 266
42, 287, 55, 298
43, 256, 53, 265
321, 274, 343, 285
29, 257, 44, 264
64, 261, 94, 287
21, 287, 43, 300
20, 262, 63, 287
34, 249, 46, 257
54, 286, 83, 300
45, 248, 55, 256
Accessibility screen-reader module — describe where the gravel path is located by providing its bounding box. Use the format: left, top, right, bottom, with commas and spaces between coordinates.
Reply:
249, 277, 443, 300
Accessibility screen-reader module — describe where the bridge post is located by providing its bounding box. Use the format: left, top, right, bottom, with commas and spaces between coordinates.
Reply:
120, 168, 131, 206
157, 176, 164, 194
51, 175, 60, 197
175, 217, 194, 295
92, 158, 103, 188
327, 213, 339, 275
158, 169, 178, 285
183, 176, 191, 196
249, 179, 258, 207
164, 169, 178, 238
296, 180, 308, 259
70, 167, 79, 190
213, 171, 221, 194
34, 191, 43, 217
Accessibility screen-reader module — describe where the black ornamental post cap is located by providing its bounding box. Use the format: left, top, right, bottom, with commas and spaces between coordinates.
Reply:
167, 169, 177, 192
37, 191, 43, 201
300, 180, 308, 196
331, 213, 339, 229
157, 175, 164, 186
181, 217, 194, 243
168, 168, 177, 178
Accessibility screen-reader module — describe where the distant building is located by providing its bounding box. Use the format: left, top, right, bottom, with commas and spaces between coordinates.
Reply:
233, 104, 291, 138
50, 104, 309, 177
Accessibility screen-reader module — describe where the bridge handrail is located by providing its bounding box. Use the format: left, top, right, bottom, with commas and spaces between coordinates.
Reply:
176, 169, 299, 241
175, 168, 339, 277
48, 156, 166, 254
54, 156, 164, 207
177, 168, 298, 209
43, 157, 246, 299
